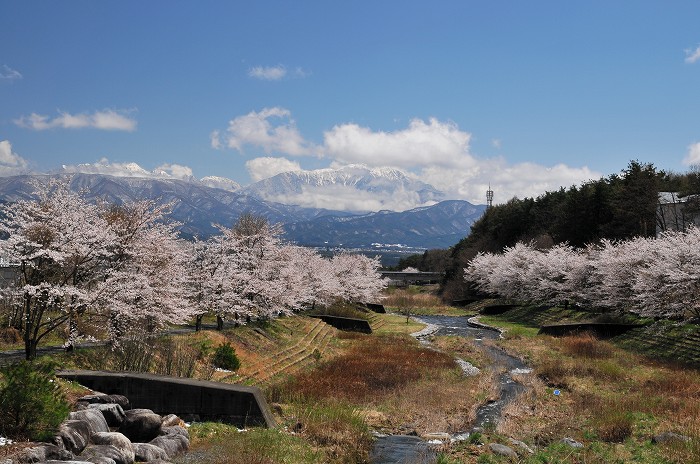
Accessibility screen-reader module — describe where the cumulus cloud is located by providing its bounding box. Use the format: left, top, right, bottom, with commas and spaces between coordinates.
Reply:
213, 107, 317, 156
0, 65, 22, 80
248, 64, 287, 80
246, 157, 302, 182
419, 160, 600, 205
685, 45, 700, 64
323, 118, 471, 169
215, 108, 601, 206
0, 140, 30, 176
683, 142, 700, 165
14, 109, 137, 131
154, 163, 194, 179
264, 184, 428, 213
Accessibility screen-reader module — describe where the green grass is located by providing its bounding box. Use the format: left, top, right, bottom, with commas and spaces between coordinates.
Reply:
175, 423, 322, 464
457, 305, 700, 464
476, 316, 539, 339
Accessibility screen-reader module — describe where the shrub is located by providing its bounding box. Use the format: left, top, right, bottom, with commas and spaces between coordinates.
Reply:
0, 361, 70, 441
0, 327, 21, 345
560, 332, 613, 359
153, 337, 199, 378
212, 342, 241, 371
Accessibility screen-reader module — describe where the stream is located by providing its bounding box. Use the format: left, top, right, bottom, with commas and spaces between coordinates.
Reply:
370, 315, 530, 464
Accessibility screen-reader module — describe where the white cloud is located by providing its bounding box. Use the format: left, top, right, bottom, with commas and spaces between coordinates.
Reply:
154, 163, 194, 180
683, 142, 700, 165
248, 65, 287, 81
292, 67, 311, 78
215, 107, 317, 156
0, 140, 30, 176
264, 184, 428, 213
14, 109, 137, 131
248, 64, 310, 80
215, 108, 601, 206
0, 65, 22, 80
419, 160, 599, 205
210, 130, 222, 149
323, 118, 471, 169
685, 45, 700, 64
246, 157, 302, 182
492, 138, 502, 149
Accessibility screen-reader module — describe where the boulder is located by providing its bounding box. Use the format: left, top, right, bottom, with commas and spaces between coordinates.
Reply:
560, 437, 584, 448
44, 461, 94, 464
13, 444, 73, 463
78, 394, 131, 410
80, 456, 117, 464
508, 438, 534, 454
69, 409, 110, 436
160, 414, 183, 428
79, 444, 130, 464
149, 431, 189, 459
160, 426, 189, 440
652, 431, 691, 444
88, 403, 126, 427
488, 443, 518, 459
119, 410, 162, 443
55, 419, 92, 454
90, 432, 134, 464
132, 443, 169, 462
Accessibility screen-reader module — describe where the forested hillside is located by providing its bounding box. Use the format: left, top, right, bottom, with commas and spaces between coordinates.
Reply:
420, 161, 700, 300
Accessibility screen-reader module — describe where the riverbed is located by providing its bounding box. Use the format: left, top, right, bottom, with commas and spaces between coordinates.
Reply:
370, 315, 530, 464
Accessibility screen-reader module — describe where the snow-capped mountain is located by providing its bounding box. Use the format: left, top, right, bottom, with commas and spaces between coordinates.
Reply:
284, 200, 485, 248
199, 176, 241, 192
0, 173, 484, 249
241, 164, 445, 212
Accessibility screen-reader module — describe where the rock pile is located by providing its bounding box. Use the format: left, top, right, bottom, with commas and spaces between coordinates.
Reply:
3, 394, 189, 464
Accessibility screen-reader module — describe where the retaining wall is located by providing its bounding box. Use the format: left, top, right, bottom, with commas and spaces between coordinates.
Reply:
309, 315, 372, 333
57, 370, 275, 428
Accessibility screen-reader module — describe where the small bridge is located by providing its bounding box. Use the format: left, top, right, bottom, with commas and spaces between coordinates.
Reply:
381, 271, 443, 286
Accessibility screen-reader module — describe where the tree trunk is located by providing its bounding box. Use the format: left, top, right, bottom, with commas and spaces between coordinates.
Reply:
216, 315, 223, 331
24, 336, 37, 360
195, 314, 203, 332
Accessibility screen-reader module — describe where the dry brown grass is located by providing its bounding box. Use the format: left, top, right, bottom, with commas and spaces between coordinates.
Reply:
270, 333, 488, 437
277, 333, 456, 402
560, 332, 614, 359
383, 288, 450, 312
488, 322, 700, 462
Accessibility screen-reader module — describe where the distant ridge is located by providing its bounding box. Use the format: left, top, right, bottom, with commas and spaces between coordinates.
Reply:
0, 173, 485, 249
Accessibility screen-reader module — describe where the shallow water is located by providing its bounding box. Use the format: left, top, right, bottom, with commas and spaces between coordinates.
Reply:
371, 315, 530, 463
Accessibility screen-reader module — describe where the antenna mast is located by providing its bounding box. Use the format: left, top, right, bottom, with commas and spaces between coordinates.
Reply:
486, 184, 494, 209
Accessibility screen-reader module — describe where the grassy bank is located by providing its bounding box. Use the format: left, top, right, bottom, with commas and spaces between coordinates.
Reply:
452, 304, 700, 463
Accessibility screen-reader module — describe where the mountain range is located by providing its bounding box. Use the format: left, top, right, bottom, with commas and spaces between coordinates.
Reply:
0, 170, 486, 250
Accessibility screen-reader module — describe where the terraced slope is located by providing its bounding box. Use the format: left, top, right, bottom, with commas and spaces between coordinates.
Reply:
237, 317, 337, 386
479, 303, 700, 368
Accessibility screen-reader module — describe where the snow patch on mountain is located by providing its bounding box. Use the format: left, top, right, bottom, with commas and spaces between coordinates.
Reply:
242, 164, 444, 212
200, 176, 241, 192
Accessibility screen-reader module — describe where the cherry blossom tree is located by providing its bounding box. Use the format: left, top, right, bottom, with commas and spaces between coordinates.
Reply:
0, 181, 114, 359
0, 182, 197, 359
633, 227, 700, 319
94, 201, 194, 341
464, 229, 700, 320
330, 252, 387, 304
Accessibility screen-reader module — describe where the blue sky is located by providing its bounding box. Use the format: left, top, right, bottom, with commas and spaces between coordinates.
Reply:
1, 1, 700, 207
